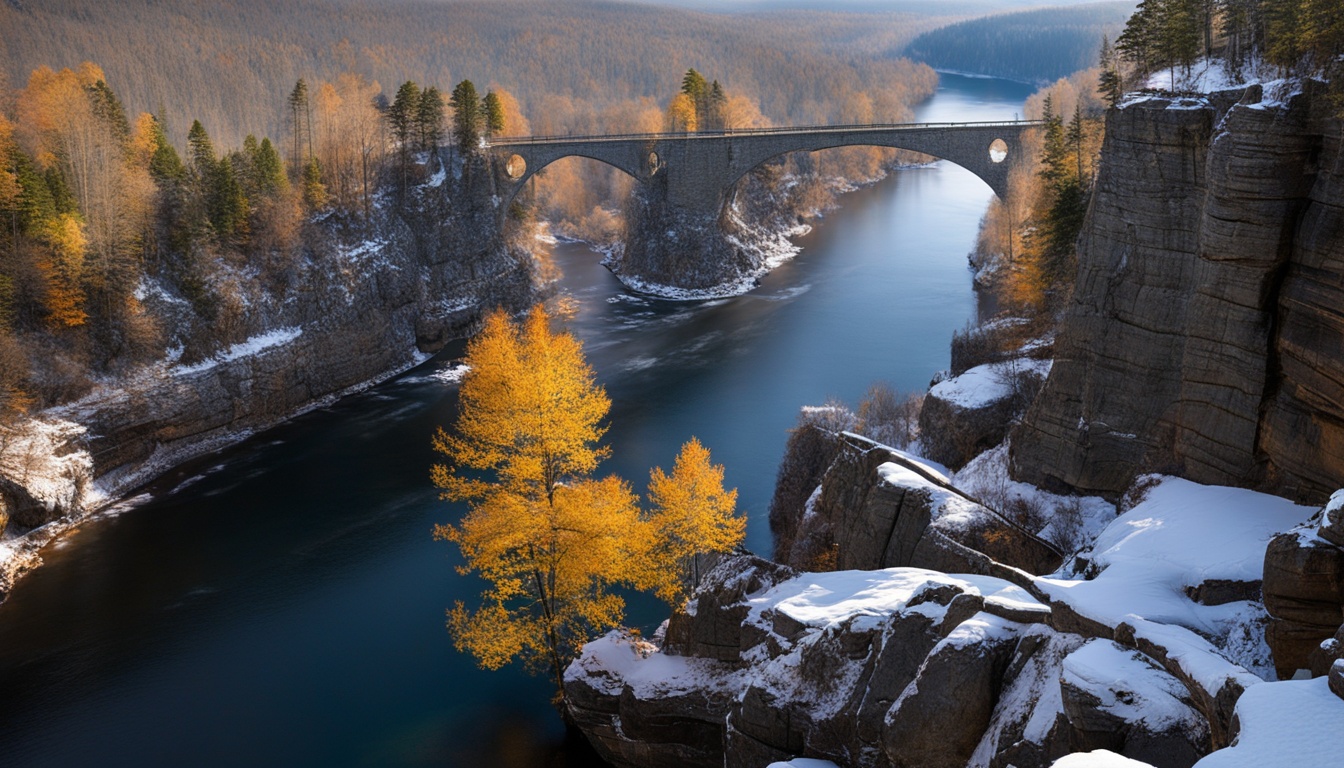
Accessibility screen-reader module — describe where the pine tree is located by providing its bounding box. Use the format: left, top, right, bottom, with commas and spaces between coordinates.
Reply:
707, 81, 728, 130
680, 69, 709, 128
210, 156, 248, 239
1116, 0, 1158, 76
301, 156, 328, 211
187, 119, 216, 177
1098, 35, 1124, 107
85, 80, 130, 143
146, 115, 185, 182
483, 91, 506, 137
388, 80, 421, 150
253, 137, 287, 196
417, 87, 445, 151
450, 80, 483, 152
287, 79, 313, 172
1067, 103, 1086, 184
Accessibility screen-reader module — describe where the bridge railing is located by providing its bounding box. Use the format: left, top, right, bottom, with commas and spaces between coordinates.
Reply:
487, 119, 1045, 146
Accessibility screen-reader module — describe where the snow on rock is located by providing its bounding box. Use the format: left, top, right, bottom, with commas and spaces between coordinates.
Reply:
953, 442, 1115, 555
1036, 476, 1315, 637
565, 629, 745, 700
1193, 678, 1344, 767
0, 418, 99, 516
173, 327, 303, 376
766, 760, 839, 768
876, 462, 984, 533
929, 359, 1051, 410
1062, 639, 1208, 735
1052, 750, 1157, 767
746, 566, 1045, 632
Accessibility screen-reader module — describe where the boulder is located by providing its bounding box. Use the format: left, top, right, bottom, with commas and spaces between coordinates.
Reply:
882, 613, 1026, 768
1059, 639, 1210, 768
1263, 526, 1344, 677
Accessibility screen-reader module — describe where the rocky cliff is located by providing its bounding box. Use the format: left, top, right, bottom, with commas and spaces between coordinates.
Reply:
0, 154, 537, 597
566, 554, 1236, 768
1012, 81, 1344, 503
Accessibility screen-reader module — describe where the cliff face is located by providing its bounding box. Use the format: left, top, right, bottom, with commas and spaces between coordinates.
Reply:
1012, 82, 1344, 503
0, 155, 536, 596
77, 156, 535, 497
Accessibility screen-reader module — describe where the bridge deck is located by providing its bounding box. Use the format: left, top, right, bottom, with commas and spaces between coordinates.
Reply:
488, 119, 1044, 146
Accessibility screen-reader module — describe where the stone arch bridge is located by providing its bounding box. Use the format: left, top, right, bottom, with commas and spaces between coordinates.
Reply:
485, 120, 1040, 291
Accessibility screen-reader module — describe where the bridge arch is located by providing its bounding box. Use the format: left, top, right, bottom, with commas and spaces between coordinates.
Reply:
490, 140, 655, 216
713, 126, 1029, 202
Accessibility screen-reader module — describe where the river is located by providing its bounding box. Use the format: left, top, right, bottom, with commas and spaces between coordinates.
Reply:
0, 73, 1033, 767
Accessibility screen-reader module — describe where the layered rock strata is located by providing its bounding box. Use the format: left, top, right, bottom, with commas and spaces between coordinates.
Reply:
1012, 83, 1344, 503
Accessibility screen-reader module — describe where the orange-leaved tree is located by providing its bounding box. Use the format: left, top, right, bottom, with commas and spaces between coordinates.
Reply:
432, 304, 646, 705
645, 437, 743, 606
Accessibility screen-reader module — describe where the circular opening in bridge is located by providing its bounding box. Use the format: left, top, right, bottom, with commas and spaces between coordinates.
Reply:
648, 151, 660, 174
506, 154, 527, 179
988, 138, 1008, 164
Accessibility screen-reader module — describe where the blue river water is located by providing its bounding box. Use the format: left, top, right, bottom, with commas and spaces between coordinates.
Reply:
0, 73, 1032, 767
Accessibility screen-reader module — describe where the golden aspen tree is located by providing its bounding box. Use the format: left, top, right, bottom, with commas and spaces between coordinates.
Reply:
666, 92, 698, 132
38, 212, 89, 328
645, 437, 743, 606
433, 305, 646, 705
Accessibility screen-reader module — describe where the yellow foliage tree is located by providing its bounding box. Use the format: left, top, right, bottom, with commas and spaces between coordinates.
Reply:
433, 304, 646, 703
39, 213, 89, 328
666, 91, 698, 132
645, 437, 743, 607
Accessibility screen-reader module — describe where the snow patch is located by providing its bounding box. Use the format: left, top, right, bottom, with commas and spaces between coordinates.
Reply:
174, 327, 303, 376
1052, 750, 1157, 768
1194, 678, 1344, 767
747, 567, 1045, 631
929, 359, 1051, 409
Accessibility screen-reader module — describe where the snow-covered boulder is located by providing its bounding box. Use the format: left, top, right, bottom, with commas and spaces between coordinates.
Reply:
1263, 492, 1344, 677
1192, 677, 1344, 767
919, 359, 1050, 469
1059, 640, 1209, 767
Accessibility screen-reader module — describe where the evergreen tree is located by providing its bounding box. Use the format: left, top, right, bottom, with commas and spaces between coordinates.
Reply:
707, 80, 728, 130
146, 115, 185, 182
85, 80, 130, 142
450, 79, 482, 152
417, 86, 445, 150
287, 79, 313, 171
187, 119, 216, 177
209, 156, 248, 239
1068, 103, 1086, 184
388, 80, 421, 149
253, 137, 287, 196
680, 69, 709, 128
1116, 0, 1157, 76
1098, 35, 1124, 107
301, 156, 328, 211
483, 91, 505, 137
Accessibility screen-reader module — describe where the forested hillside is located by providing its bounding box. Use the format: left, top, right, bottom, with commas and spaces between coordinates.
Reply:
902, 2, 1137, 83
0, 0, 951, 149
